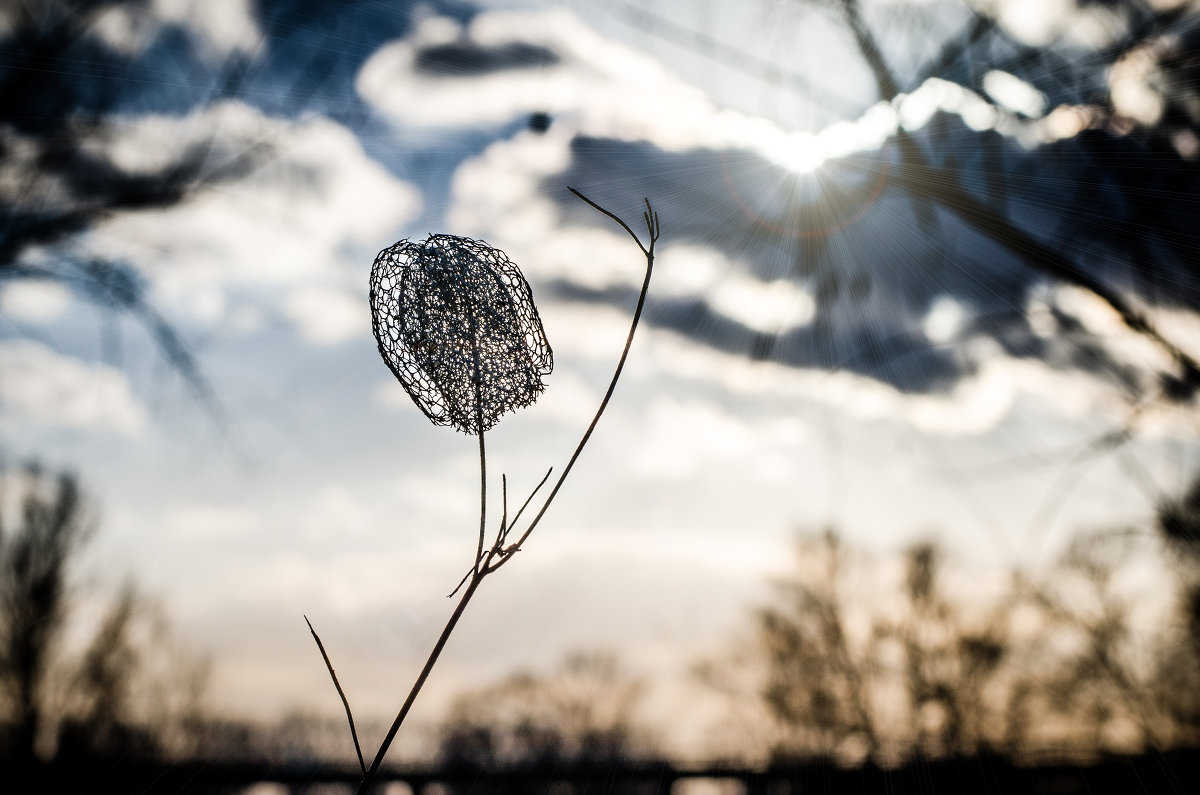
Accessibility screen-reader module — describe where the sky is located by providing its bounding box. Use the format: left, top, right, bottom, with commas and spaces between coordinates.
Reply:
2, 0, 1200, 760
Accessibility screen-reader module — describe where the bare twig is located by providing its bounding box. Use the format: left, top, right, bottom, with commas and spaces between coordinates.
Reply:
489, 188, 659, 572
498, 474, 509, 547
506, 467, 554, 543
446, 565, 474, 600
304, 616, 365, 775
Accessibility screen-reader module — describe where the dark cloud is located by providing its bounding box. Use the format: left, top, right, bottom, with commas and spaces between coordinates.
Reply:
545, 128, 1176, 397
549, 279, 970, 394
415, 41, 559, 76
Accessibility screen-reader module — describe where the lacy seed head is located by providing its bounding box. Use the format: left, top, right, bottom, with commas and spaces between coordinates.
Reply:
370, 234, 553, 434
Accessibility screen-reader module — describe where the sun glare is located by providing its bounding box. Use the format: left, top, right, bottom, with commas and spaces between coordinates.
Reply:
761, 130, 827, 174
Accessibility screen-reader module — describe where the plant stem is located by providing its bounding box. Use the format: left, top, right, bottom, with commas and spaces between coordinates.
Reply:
305, 616, 366, 774
352, 189, 657, 791
490, 189, 658, 566
473, 316, 487, 573
476, 426, 487, 572
356, 572, 484, 794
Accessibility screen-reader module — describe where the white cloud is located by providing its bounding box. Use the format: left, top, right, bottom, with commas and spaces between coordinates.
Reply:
1109, 45, 1165, 126
1148, 305, 1200, 364
0, 280, 71, 323
373, 377, 413, 411
91, 0, 262, 59
86, 101, 422, 340
991, 0, 1074, 47
306, 485, 375, 537
163, 504, 260, 540
147, 478, 478, 629
531, 368, 601, 426
707, 275, 816, 335
1026, 283, 1179, 382
655, 245, 724, 297
984, 0, 1125, 49
983, 70, 1046, 118
538, 303, 638, 363
283, 287, 368, 346
631, 395, 807, 482
640, 328, 1173, 438
356, 8, 896, 174
923, 296, 965, 344
0, 340, 146, 434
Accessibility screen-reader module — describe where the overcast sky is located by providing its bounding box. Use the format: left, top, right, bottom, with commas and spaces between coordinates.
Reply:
2, 0, 1198, 758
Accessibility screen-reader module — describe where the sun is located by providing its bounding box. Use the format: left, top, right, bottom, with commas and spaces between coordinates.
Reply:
760, 130, 828, 174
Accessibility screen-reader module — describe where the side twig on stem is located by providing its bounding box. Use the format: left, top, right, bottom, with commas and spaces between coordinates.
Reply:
488, 189, 659, 572
304, 616, 366, 775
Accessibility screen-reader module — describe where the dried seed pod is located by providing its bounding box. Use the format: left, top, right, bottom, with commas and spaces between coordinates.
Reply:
370, 234, 553, 434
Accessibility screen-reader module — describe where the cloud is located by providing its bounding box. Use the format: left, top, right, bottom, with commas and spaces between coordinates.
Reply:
529, 368, 602, 427
147, 475, 479, 627
163, 504, 260, 540
90, 0, 262, 59
373, 377, 414, 412
283, 287, 368, 346
85, 100, 422, 343
630, 395, 808, 482
357, 9, 882, 169
0, 340, 146, 434
983, 70, 1047, 118
639, 327, 1193, 438
987, 0, 1126, 49
706, 274, 816, 335
0, 281, 71, 323
438, 125, 1042, 433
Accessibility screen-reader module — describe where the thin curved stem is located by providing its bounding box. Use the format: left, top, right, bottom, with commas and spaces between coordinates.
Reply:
447, 426, 489, 598
489, 188, 658, 572
506, 467, 554, 542
568, 187, 650, 256
305, 616, 365, 775
473, 330, 488, 573
475, 426, 487, 572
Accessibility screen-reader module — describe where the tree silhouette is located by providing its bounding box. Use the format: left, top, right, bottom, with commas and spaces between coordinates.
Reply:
438, 651, 650, 772
728, 525, 1199, 765
1156, 473, 1200, 740
0, 464, 210, 774
0, 465, 92, 767
756, 531, 880, 763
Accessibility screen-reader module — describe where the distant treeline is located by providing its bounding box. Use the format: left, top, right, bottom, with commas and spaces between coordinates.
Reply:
5, 466, 1200, 782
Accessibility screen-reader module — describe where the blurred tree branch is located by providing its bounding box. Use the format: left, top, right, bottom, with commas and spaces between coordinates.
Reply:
831, 0, 1200, 395
0, 1, 269, 417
